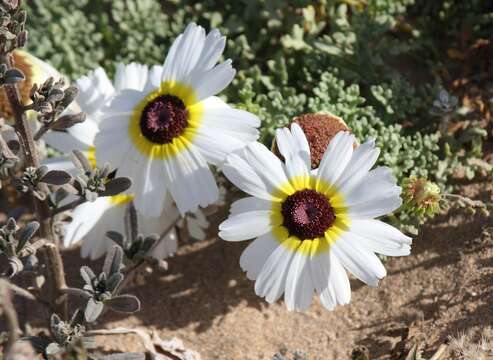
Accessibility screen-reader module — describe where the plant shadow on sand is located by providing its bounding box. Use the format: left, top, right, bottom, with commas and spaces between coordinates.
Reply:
354, 186, 493, 359
62, 233, 266, 334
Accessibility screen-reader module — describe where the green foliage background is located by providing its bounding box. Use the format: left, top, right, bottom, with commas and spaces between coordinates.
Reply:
23, 0, 492, 193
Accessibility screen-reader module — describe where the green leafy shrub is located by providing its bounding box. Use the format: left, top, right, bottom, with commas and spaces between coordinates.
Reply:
23, 0, 491, 229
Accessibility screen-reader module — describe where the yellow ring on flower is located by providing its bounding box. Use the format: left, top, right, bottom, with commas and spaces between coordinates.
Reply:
128, 81, 204, 160
109, 194, 135, 206
270, 175, 350, 256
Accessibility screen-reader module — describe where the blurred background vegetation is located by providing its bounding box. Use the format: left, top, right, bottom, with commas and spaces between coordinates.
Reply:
22, 0, 493, 230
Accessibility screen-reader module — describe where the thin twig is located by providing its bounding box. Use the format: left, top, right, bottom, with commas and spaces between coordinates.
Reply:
0, 279, 21, 354
44, 244, 68, 319
0, 53, 56, 241
0, 52, 69, 319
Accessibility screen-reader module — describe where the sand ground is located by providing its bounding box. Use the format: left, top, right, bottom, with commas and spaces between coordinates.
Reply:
32, 179, 493, 360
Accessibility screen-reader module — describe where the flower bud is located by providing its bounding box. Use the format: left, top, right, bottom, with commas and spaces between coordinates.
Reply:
272, 112, 353, 169
402, 176, 441, 218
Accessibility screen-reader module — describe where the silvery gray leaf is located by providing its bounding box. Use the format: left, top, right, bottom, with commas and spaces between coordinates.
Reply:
7, 139, 20, 153
100, 177, 132, 196
70, 308, 85, 327
50, 112, 86, 130
104, 294, 140, 313
35, 165, 48, 179
60, 86, 79, 107
124, 202, 138, 243
106, 272, 124, 293
80, 265, 96, 285
84, 298, 104, 323
50, 313, 61, 328
7, 256, 23, 277
106, 230, 124, 247
40, 169, 72, 185
20, 336, 50, 353
16, 221, 39, 252
103, 245, 123, 277
71, 150, 92, 173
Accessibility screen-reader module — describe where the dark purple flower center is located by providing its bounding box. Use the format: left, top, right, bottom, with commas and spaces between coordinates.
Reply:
281, 189, 335, 240
140, 95, 189, 144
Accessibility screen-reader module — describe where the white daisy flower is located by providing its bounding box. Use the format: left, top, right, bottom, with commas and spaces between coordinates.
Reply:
44, 63, 147, 159
64, 193, 178, 261
219, 124, 412, 311
46, 154, 179, 261
94, 23, 261, 217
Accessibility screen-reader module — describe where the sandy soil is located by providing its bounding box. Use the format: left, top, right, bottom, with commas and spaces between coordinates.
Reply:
35, 179, 491, 360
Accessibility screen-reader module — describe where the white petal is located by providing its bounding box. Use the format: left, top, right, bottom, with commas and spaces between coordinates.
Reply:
189, 59, 235, 102
42, 156, 77, 176
143, 65, 164, 93
161, 144, 218, 215
319, 252, 351, 310
284, 246, 314, 311
94, 115, 133, 169
243, 142, 290, 194
275, 123, 310, 170
219, 210, 273, 241
130, 151, 162, 217
255, 241, 297, 303
44, 119, 98, 153
309, 251, 331, 295
185, 29, 226, 79
332, 234, 386, 287
336, 139, 380, 194
150, 229, 178, 260
317, 131, 354, 186
229, 197, 272, 215
349, 219, 412, 256
114, 63, 148, 92
222, 153, 272, 201
162, 23, 205, 84
82, 203, 127, 260
240, 233, 278, 280
346, 167, 402, 219
104, 89, 146, 115
63, 198, 111, 248
193, 97, 260, 165
75, 67, 115, 118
